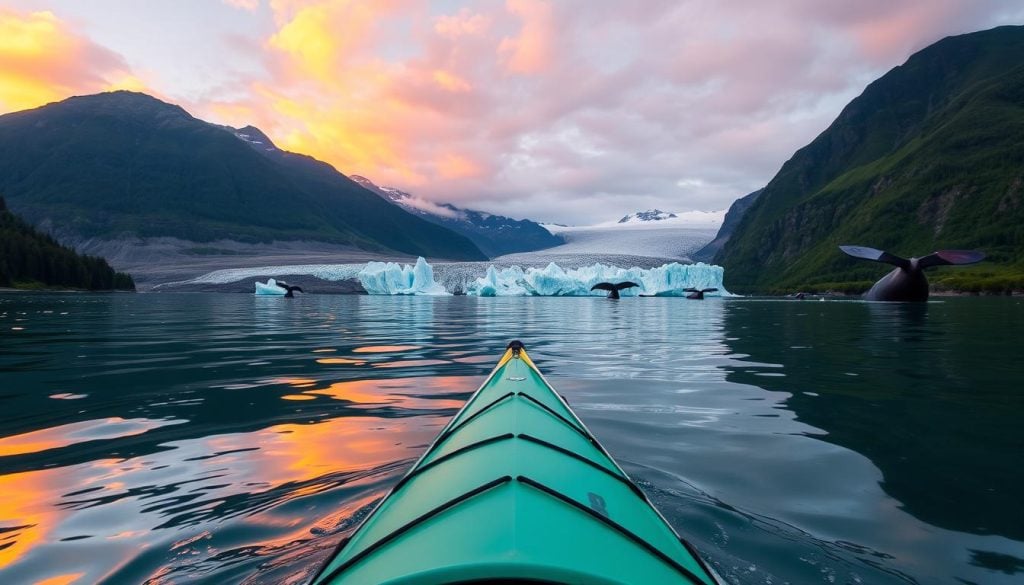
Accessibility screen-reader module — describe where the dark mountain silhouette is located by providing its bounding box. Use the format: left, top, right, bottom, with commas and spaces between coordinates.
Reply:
0, 91, 486, 261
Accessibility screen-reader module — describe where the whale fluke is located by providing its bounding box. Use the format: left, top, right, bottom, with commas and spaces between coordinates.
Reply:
591, 281, 639, 299
684, 287, 718, 300
838, 245, 911, 269
839, 245, 985, 302
919, 250, 987, 268
275, 281, 305, 298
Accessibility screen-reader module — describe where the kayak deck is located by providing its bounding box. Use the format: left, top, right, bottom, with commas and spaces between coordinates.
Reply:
311, 342, 718, 585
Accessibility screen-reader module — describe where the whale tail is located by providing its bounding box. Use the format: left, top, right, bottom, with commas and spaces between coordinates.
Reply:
840, 245, 985, 270
838, 245, 911, 269
276, 281, 304, 298
917, 250, 986, 268
684, 287, 718, 299
591, 281, 640, 299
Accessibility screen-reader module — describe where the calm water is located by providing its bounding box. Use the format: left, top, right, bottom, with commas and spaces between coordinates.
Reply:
1, 294, 1022, 585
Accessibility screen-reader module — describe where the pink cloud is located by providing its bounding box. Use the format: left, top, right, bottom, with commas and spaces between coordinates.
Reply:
173, 0, 1024, 223
498, 0, 555, 75
222, 0, 260, 11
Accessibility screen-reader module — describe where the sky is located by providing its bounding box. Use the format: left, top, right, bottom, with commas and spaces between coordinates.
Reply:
1, 1, 1022, 224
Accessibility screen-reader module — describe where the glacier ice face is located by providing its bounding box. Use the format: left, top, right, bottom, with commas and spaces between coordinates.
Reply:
255, 278, 286, 295
358, 257, 450, 296
466, 262, 728, 297
213, 258, 728, 297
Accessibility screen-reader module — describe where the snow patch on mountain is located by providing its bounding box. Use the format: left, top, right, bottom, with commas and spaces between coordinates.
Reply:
618, 209, 677, 223
351, 175, 462, 219
230, 125, 278, 152
351, 175, 563, 257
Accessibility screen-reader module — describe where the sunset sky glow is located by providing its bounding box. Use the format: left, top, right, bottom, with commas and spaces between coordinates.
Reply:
1, 0, 1022, 222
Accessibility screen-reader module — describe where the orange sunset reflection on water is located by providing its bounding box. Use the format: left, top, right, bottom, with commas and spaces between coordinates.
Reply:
297, 376, 470, 411
0, 375, 478, 582
0, 417, 185, 458
351, 345, 422, 353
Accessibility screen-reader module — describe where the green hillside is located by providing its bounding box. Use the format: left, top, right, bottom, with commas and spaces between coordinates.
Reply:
0, 92, 485, 261
0, 196, 134, 290
717, 26, 1024, 293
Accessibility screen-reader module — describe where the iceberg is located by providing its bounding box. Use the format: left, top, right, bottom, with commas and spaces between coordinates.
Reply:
358, 257, 450, 295
215, 258, 729, 297
466, 262, 728, 297
255, 278, 287, 295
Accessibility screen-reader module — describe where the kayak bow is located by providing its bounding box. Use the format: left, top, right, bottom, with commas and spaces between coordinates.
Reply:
311, 341, 719, 584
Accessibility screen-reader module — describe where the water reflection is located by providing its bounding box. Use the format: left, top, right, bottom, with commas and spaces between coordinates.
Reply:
0, 418, 185, 458
722, 300, 1024, 540
0, 293, 1021, 585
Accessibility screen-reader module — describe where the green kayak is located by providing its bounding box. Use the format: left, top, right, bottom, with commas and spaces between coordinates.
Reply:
310, 341, 720, 584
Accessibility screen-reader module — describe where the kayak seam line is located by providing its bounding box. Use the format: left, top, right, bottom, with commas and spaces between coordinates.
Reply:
517, 391, 602, 450
430, 353, 513, 438
392, 433, 515, 492
427, 391, 515, 454
307, 358, 516, 585
516, 475, 713, 585
518, 350, 717, 582
678, 534, 720, 585
314, 476, 513, 584
517, 433, 645, 499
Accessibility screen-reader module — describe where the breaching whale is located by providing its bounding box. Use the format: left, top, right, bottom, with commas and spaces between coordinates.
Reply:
590, 281, 639, 299
839, 245, 985, 302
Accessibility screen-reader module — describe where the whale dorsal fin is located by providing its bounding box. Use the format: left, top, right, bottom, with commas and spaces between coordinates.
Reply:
918, 250, 986, 269
839, 245, 910, 269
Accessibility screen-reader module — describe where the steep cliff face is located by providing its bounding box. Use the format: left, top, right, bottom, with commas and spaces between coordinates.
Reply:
692, 189, 762, 263
717, 26, 1024, 291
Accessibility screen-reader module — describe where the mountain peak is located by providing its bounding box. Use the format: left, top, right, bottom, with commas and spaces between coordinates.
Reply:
61, 90, 192, 119
0, 91, 487, 261
618, 209, 678, 224
231, 125, 278, 151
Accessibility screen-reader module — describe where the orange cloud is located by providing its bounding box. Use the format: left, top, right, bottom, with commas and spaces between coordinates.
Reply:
0, 9, 138, 113
437, 152, 485, 179
267, 0, 413, 83
205, 0, 485, 187
432, 69, 472, 93
498, 0, 555, 74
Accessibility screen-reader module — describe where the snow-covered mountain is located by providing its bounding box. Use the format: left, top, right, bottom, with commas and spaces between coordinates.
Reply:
351, 176, 563, 258
617, 209, 677, 223
529, 208, 723, 261
545, 208, 725, 233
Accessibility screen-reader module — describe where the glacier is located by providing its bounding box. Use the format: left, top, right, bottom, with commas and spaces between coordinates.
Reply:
465, 262, 727, 297
205, 258, 728, 297
357, 257, 450, 296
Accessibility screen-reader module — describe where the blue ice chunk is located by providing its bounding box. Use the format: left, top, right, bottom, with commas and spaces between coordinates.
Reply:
466, 262, 728, 297
358, 257, 451, 295
255, 278, 287, 295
